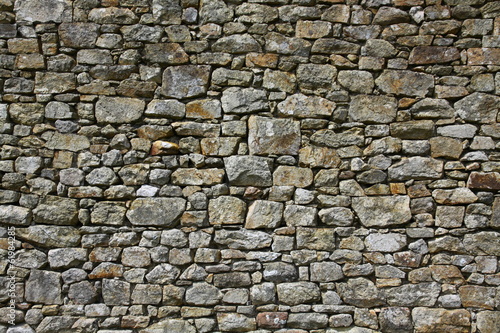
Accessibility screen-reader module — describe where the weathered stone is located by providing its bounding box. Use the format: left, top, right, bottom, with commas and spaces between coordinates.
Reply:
33, 196, 78, 225
430, 137, 463, 159
86, 167, 118, 186
186, 99, 221, 119
15, 0, 72, 23
16, 226, 81, 248
467, 172, 500, 190
273, 166, 313, 188
349, 95, 397, 124
95, 97, 145, 124
388, 157, 443, 181
89, 7, 138, 24
266, 32, 311, 56
288, 313, 329, 329
477, 311, 500, 333
297, 64, 337, 92
296, 20, 331, 39
319, 207, 353, 226
310, 262, 344, 282
296, 227, 335, 251
185, 282, 222, 306
463, 232, 500, 255
171, 168, 224, 185
409, 46, 460, 64
386, 283, 441, 307
44, 132, 90, 152
365, 233, 407, 252
9, 103, 44, 125
145, 99, 185, 119
59, 23, 99, 48
338, 71, 374, 94
437, 124, 477, 138
433, 188, 478, 205
126, 198, 185, 227
91, 202, 126, 226
214, 229, 272, 250
139, 319, 196, 333
162, 65, 211, 99
455, 92, 500, 124
248, 116, 301, 156
277, 282, 320, 305
373, 6, 410, 25
376, 70, 434, 97
312, 38, 360, 54
143, 43, 188, 65
25, 270, 62, 304
337, 278, 385, 308
199, 0, 233, 24
412, 307, 470, 333
217, 313, 256, 332
410, 98, 455, 119
390, 120, 434, 140
146, 264, 180, 284
212, 34, 261, 54
209, 196, 246, 225
299, 145, 341, 169
0, 205, 31, 225
48, 248, 86, 269
467, 48, 500, 65
221, 87, 268, 114
278, 94, 335, 119
224, 155, 273, 186
245, 200, 283, 229
102, 279, 130, 305
352, 196, 411, 227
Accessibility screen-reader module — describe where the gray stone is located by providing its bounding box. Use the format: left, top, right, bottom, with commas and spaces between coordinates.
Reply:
212, 34, 261, 54
25, 270, 62, 304
35, 317, 79, 333
48, 248, 86, 269
151, 0, 182, 25
477, 311, 500, 333
284, 205, 317, 227
388, 157, 443, 181
139, 319, 196, 333
95, 97, 145, 124
349, 95, 397, 124
118, 164, 150, 186
212, 68, 253, 87
126, 198, 186, 227
214, 229, 272, 250
143, 43, 188, 65
217, 313, 256, 332
44, 132, 90, 152
68, 281, 98, 304
221, 87, 268, 114
455, 92, 500, 123
386, 283, 441, 307
248, 116, 301, 156
262, 262, 298, 282
319, 207, 354, 226
161, 229, 188, 248
437, 124, 477, 138
185, 282, 222, 306
351, 196, 411, 227
277, 94, 335, 118
91, 202, 127, 226
89, 7, 138, 24
296, 227, 335, 251
432, 188, 478, 205
9, 103, 44, 125
59, 23, 99, 48
379, 307, 413, 333
33, 196, 78, 225
265, 32, 311, 56
0, 205, 31, 225
310, 262, 344, 282
102, 279, 130, 305
16, 225, 80, 248
463, 232, 500, 255
338, 71, 374, 94
15, 0, 72, 23
296, 64, 337, 92
86, 167, 118, 186
145, 99, 185, 119
337, 278, 385, 307
208, 196, 246, 225
365, 233, 407, 252
376, 70, 434, 97
312, 38, 360, 54
224, 155, 273, 186
162, 65, 210, 99
245, 200, 283, 229
145, 264, 180, 284
277, 282, 321, 305
13, 249, 47, 269
373, 6, 410, 25
262, 69, 296, 93
199, 0, 233, 24
410, 98, 455, 119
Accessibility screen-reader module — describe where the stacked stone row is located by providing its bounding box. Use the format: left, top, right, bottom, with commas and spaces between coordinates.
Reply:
0, 0, 500, 332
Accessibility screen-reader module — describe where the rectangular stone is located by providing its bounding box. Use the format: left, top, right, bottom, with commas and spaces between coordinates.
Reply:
171, 168, 225, 186
468, 48, 500, 65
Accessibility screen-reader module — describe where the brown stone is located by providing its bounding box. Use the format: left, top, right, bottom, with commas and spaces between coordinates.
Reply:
467, 172, 500, 190
412, 308, 470, 333
430, 265, 465, 285
256, 312, 288, 329
273, 166, 314, 188
430, 137, 463, 159
299, 145, 341, 168
150, 141, 179, 155
459, 286, 496, 310
409, 46, 460, 64
468, 48, 500, 65
245, 53, 279, 68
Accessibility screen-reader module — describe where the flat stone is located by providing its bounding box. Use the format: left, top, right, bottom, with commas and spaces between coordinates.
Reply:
352, 196, 411, 227
296, 227, 335, 251
455, 92, 500, 123
273, 166, 313, 188
126, 198, 185, 227
248, 116, 301, 156
412, 307, 470, 333
171, 168, 224, 185
95, 97, 145, 124
143, 43, 189, 65
390, 120, 434, 139
245, 200, 283, 229
91, 202, 127, 226
319, 207, 353, 226
388, 157, 443, 181
277, 282, 321, 305
212, 34, 261, 54
312, 38, 360, 54
185, 282, 222, 306
25, 270, 62, 304
214, 229, 272, 250
337, 278, 385, 307
145, 99, 185, 119
437, 124, 477, 138
467, 48, 500, 65
15, 0, 72, 23
277, 94, 335, 118
59, 23, 99, 48
467, 172, 500, 190
44, 132, 90, 152
386, 283, 441, 307
338, 70, 374, 94
33, 196, 78, 225
224, 155, 273, 186
409, 46, 460, 64
199, 0, 233, 24
34, 72, 75, 94
432, 188, 478, 205
217, 313, 256, 332
186, 99, 221, 119
430, 137, 463, 159
310, 262, 344, 282
349, 95, 397, 124
299, 145, 341, 168
266, 32, 311, 56
376, 70, 434, 97
139, 319, 196, 333
463, 232, 500, 255
221, 87, 268, 114
89, 7, 138, 24
162, 65, 210, 99
209, 196, 246, 225
16, 225, 80, 248
477, 311, 500, 333
410, 98, 455, 119
0, 205, 31, 226
48, 248, 86, 269
365, 233, 407, 252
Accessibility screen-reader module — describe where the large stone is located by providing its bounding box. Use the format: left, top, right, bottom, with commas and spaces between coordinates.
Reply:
386, 283, 441, 307
296, 64, 337, 92
217, 313, 256, 332
214, 229, 272, 250
463, 232, 500, 255
89, 7, 138, 24
34, 72, 75, 94
126, 198, 186, 227
151, 0, 182, 25
0, 205, 31, 225
263, 262, 298, 282
143, 43, 189, 65
455, 92, 500, 123
310, 262, 344, 282
33, 196, 78, 225
467, 48, 500, 65
162, 65, 211, 99
409, 46, 460, 64
379, 307, 413, 333
236, 3, 278, 23
388, 157, 443, 181
349, 95, 397, 124
171, 168, 225, 186
477, 311, 500, 333
146, 99, 185, 120
59, 23, 99, 48
36, 317, 79, 333
139, 319, 196, 333
351, 196, 411, 227
277, 282, 321, 305
102, 279, 130, 305
409, 98, 455, 119
91, 202, 127, 226
459, 285, 496, 309
212, 34, 261, 54
48, 248, 86, 269
9, 103, 44, 125
296, 227, 335, 251
224, 155, 273, 186
338, 70, 374, 94
199, 0, 233, 24
284, 205, 317, 227
312, 38, 360, 54
375, 70, 434, 97
266, 32, 311, 56
365, 233, 407, 252
186, 99, 222, 119
262, 69, 296, 93
245, 200, 283, 229
337, 278, 385, 308
432, 188, 478, 205
185, 282, 222, 306
299, 145, 341, 168
467, 172, 500, 190
209, 196, 246, 225
277, 94, 335, 118
95, 97, 145, 124
273, 166, 313, 188
248, 116, 301, 156
15, 0, 71, 23
412, 308, 470, 333
44, 132, 90, 152
390, 120, 434, 139
221, 87, 268, 114
25, 270, 62, 304
16, 226, 80, 248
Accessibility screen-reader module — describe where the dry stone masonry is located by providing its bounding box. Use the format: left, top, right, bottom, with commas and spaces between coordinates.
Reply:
0, 0, 500, 332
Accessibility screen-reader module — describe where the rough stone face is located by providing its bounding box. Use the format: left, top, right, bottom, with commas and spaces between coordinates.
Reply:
277, 282, 321, 305
185, 282, 222, 306
409, 46, 460, 64
277, 94, 335, 118
34, 72, 75, 94
248, 116, 301, 156
9, 103, 44, 125
376, 70, 434, 97
126, 198, 186, 227
463, 232, 500, 255
245, 200, 283, 229
33, 196, 78, 225
162, 65, 211, 99
25, 270, 62, 304
296, 227, 335, 251
365, 233, 407, 252
209, 196, 246, 225
95, 97, 145, 124
412, 308, 470, 333
388, 157, 443, 181
16, 226, 81, 248
337, 278, 385, 308
349, 95, 397, 124
171, 168, 225, 185
221, 87, 268, 114
44, 132, 91, 152
145, 99, 185, 119
455, 92, 500, 123
386, 283, 441, 307
432, 188, 478, 205
59, 23, 99, 48
217, 313, 256, 332
310, 262, 344, 282
476, 311, 500, 333
352, 196, 411, 227
15, 0, 72, 23
0, 205, 31, 225
224, 155, 273, 186
212, 34, 262, 53
214, 229, 272, 250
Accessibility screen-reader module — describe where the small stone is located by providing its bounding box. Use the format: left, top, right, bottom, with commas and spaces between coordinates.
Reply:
33, 196, 78, 225
25, 270, 62, 304
266, 32, 311, 56
386, 282, 441, 307
217, 313, 256, 332
59, 23, 99, 48
214, 229, 272, 250
209, 196, 246, 225
9, 103, 44, 125
185, 282, 222, 306
212, 34, 261, 54
338, 71, 374, 94
409, 46, 460, 64
273, 166, 313, 188
245, 200, 283, 229
278, 94, 335, 118
277, 282, 320, 305
89, 7, 138, 24
349, 95, 397, 124
171, 168, 224, 186
95, 97, 145, 124
224, 155, 273, 187
351, 196, 411, 227
162, 65, 210, 99
376, 70, 434, 97
15, 0, 72, 23
248, 116, 301, 156
221, 87, 268, 114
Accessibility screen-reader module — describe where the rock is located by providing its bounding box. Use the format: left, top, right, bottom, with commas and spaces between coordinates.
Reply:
296, 64, 337, 92
338, 71, 374, 94
224, 155, 273, 186
185, 282, 222, 306
262, 262, 298, 282
296, 227, 335, 251
102, 279, 130, 305
467, 172, 500, 190
319, 207, 353, 226
9, 103, 44, 125
59, 23, 99, 48
248, 116, 301, 156
351, 196, 411, 227
256, 312, 287, 329
45, 101, 73, 120
412, 307, 470, 333
201, 137, 239, 156
386, 283, 441, 307
265, 32, 311, 56
277, 282, 320, 305
455, 92, 500, 123
288, 313, 328, 329
33, 196, 78, 225
437, 124, 477, 138
245, 200, 283, 229
277, 94, 335, 118
409, 46, 460, 64
44, 132, 90, 152
36, 317, 79, 333
476, 311, 500, 333
430, 137, 463, 159
213, 68, 253, 87
16, 226, 81, 248
95, 97, 145, 124
273, 166, 313, 188
365, 233, 407, 252
214, 229, 272, 250
337, 278, 385, 307
284, 205, 317, 227
236, 3, 278, 23
171, 168, 225, 185
388, 157, 443, 181
209, 196, 246, 225
151, 0, 182, 25
48, 248, 86, 269
409, 98, 455, 119
299, 145, 341, 169
214, 272, 251, 288
172, 122, 220, 137
296, 20, 331, 39
150, 141, 179, 155
376, 70, 434, 97
89, 7, 138, 24
146, 264, 180, 284
186, 99, 222, 119
162, 65, 211, 99
467, 48, 500, 65
34, 72, 76, 94
126, 198, 186, 227
432, 188, 478, 205
217, 313, 256, 332
0, 205, 31, 225
91, 202, 126, 225
139, 319, 196, 333
145, 99, 185, 119
463, 232, 500, 255
310, 262, 344, 282
373, 6, 410, 25
390, 120, 435, 140
312, 38, 360, 54
212, 34, 261, 54
349, 95, 397, 124
14, 0, 72, 23
86, 167, 118, 186
143, 43, 188, 65
25, 270, 62, 304
221, 87, 268, 114
199, 0, 233, 24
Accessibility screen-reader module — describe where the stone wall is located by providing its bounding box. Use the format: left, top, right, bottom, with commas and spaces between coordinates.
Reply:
0, 0, 499, 332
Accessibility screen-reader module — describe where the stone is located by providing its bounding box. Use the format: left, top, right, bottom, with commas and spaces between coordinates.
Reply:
388, 157, 443, 181
337, 278, 385, 308
15, 0, 72, 23
351, 196, 411, 227
284, 205, 317, 227
297, 64, 337, 92
467, 48, 500, 65
277, 282, 320, 305
299, 145, 340, 169
430, 137, 463, 159
16, 226, 81, 248
266, 32, 311, 56
145, 99, 185, 119
48, 248, 86, 269
463, 232, 500, 255
262, 69, 296, 93
455, 92, 500, 124
379, 307, 413, 333
277, 94, 335, 118
209, 196, 246, 225
409, 46, 460, 64
376, 70, 434, 97
162, 65, 211, 99
33, 196, 78, 225
45, 101, 73, 120
186, 99, 221, 119
95, 97, 145, 124
146, 264, 180, 284
412, 307, 470, 333
9, 103, 44, 125
310, 262, 344, 282
437, 124, 477, 138
296, 20, 331, 39
256, 312, 287, 329
44, 132, 90, 152
288, 313, 328, 329
212, 34, 261, 54
410, 98, 454, 119
86, 167, 118, 186
390, 120, 434, 140
89, 7, 138, 24
143, 43, 188, 65
273, 166, 313, 188
476, 311, 500, 333
386, 282, 441, 307
436, 206, 465, 228
102, 279, 130, 305
217, 313, 256, 332
349, 95, 397, 124
171, 168, 224, 185
296, 227, 335, 251
36, 317, 79, 333
59, 23, 99, 48
25, 270, 62, 304
221, 87, 268, 114
373, 6, 410, 25
214, 229, 272, 250
126, 198, 186, 227
199, 0, 233, 24
224, 155, 273, 187
319, 207, 354, 226
245, 200, 283, 229
312, 38, 360, 54
338, 71, 374, 94
432, 188, 478, 205
467, 172, 500, 190
248, 116, 301, 156
140, 319, 196, 333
